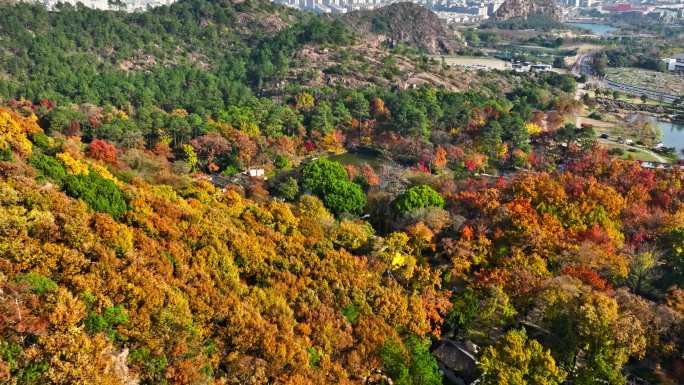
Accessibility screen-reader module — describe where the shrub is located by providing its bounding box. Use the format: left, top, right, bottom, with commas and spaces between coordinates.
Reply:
31, 132, 52, 151
307, 347, 321, 368
300, 158, 366, 215
16, 272, 58, 295
380, 336, 442, 385
85, 305, 128, 339
341, 303, 360, 324
0, 146, 13, 161
221, 164, 240, 176
129, 348, 168, 381
588, 111, 603, 120
392, 185, 444, 214
63, 172, 127, 219
607, 148, 624, 156
29, 153, 67, 182
322, 178, 366, 215
276, 177, 299, 201
300, 158, 347, 195
88, 139, 118, 164
274, 154, 290, 169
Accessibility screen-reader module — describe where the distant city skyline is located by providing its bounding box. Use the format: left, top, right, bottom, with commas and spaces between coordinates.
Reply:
18, 0, 684, 24
272, 0, 505, 19
28, 0, 175, 11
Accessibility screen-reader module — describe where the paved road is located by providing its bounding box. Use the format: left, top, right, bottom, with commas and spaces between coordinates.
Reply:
572, 53, 594, 76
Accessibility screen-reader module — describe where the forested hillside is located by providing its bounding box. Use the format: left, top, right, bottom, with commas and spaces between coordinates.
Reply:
0, 0, 350, 108
0, 1, 683, 385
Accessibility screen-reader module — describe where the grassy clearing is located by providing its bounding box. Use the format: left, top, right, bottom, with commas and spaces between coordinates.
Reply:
600, 141, 663, 162
435, 55, 510, 70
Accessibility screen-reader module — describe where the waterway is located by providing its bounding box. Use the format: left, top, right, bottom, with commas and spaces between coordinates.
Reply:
658, 121, 684, 158
566, 22, 617, 36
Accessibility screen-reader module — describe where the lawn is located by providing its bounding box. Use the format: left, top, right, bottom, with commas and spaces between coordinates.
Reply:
600, 142, 664, 162
579, 113, 663, 148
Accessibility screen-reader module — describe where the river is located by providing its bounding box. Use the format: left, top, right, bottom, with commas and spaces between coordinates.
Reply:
659, 121, 684, 158
566, 22, 617, 36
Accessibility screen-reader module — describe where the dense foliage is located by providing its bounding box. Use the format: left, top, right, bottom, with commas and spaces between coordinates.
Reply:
479, 329, 566, 385
392, 185, 445, 214
0, 0, 351, 112
0, 1, 683, 385
300, 158, 366, 214
0, 106, 451, 384
1, 92, 682, 384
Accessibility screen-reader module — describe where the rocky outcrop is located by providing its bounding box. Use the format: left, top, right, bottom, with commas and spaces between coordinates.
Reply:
341, 2, 460, 54
101, 347, 139, 385
494, 0, 561, 21
432, 339, 478, 383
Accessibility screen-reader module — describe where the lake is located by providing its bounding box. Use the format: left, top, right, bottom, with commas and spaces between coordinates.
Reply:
658, 121, 684, 158
566, 22, 617, 36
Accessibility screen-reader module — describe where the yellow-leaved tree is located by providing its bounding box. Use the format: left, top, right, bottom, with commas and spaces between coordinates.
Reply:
479, 329, 566, 385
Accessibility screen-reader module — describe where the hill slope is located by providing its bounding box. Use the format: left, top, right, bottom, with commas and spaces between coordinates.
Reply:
0, 0, 470, 112
494, 0, 561, 21
0, 0, 348, 109
341, 2, 461, 54
0, 106, 449, 384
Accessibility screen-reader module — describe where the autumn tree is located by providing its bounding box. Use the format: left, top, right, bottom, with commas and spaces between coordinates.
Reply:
87, 139, 117, 164
531, 278, 646, 385
432, 146, 447, 170
479, 329, 566, 385
659, 227, 684, 288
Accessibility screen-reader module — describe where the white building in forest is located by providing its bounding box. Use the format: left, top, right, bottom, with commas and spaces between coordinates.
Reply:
663, 54, 684, 72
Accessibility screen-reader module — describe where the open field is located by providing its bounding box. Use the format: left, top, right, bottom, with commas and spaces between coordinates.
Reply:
559, 43, 602, 52
605, 68, 684, 96
435, 55, 511, 70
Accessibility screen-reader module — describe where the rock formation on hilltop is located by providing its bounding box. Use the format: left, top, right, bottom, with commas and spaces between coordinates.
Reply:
341, 2, 460, 54
494, 0, 561, 21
